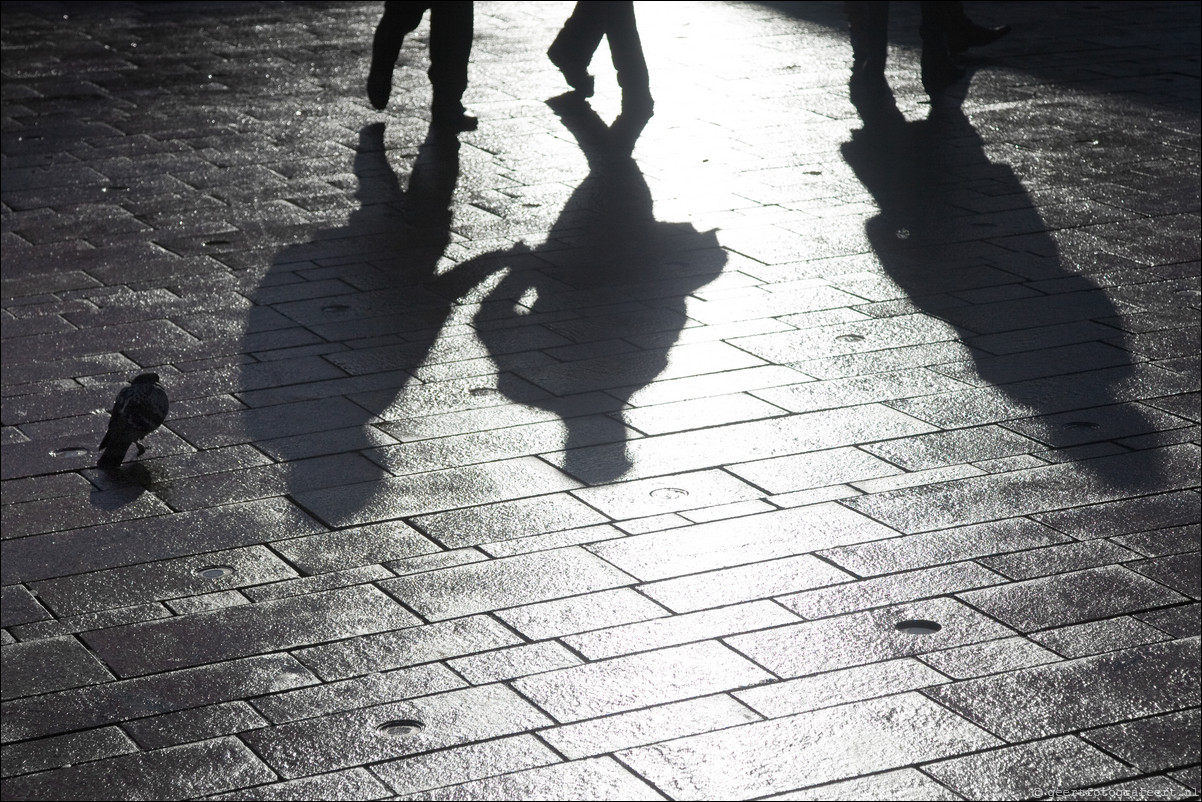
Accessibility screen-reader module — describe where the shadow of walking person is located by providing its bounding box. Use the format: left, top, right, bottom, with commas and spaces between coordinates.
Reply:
841, 90, 1172, 492
223, 122, 478, 546
433, 93, 727, 485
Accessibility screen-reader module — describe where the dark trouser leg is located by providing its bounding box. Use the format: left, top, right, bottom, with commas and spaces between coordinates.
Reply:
368, 1, 428, 109
919, 1, 963, 95
602, 1, 651, 112
846, 1, 889, 78
549, 2, 606, 94
428, 0, 474, 120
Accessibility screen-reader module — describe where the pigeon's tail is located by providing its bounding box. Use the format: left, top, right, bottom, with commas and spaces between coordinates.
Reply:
97, 440, 130, 468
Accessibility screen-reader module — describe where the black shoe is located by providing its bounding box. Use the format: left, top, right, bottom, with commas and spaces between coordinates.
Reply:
367, 71, 391, 110
433, 110, 478, 133
548, 47, 595, 97
947, 22, 1010, 54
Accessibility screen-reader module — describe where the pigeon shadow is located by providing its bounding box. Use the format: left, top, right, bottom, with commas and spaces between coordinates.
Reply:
841, 88, 1168, 490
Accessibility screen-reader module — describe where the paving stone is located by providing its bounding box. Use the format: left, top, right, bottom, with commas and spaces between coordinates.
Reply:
446, 641, 583, 684
379, 547, 634, 621
539, 694, 761, 760
734, 658, 949, 719
1113, 524, 1200, 558
1136, 604, 1202, 638
1031, 615, 1172, 658
165, 589, 250, 615
726, 446, 903, 495
205, 768, 392, 801
978, 539, 1141, 581
271, 521, 439, 575
618, 393, 786, 435
0, 651, 315, 743
251, 663, 467, 725
781, 562, 1005, 619
242, 684, 553, 779
495, 588, 670, 640
122, 700, 266, 749
820, 517, 1071, 576
917, 636, 1063, 680
639, 554, 853, 614
0, 635, 114, 700
1031, 490, 1201, 539
766, 768, 961, 801
408, 756, 664, 801
480, 522, 627, 557
1129, 552, 1202, 599
957, 565, 1188, 632
384, 548, 490, 576
293, 457, 582, 528
241, 565, 393, 603
729, 597, 1015, 679
550, 404, 937, 483
617, 693, 999, 799
9, 601, 173, 643
293, 616, 522, 682
0, 736, 275, 801
83, 584, 418, 677
570, 469, 766, 520
371, 734, 560, 796
924, 637, 1202, 742
513, 641, 774, 723
923, 735, 1136, 801
591, 503, 899, 582
842, 445, 1200, 535
565, 600, 800, 660
1081, 708, 1201, 773
29, 545, 297, 616
0, 726, 137, 780
411, 493, 608, 549
621, 365, 811, 407
750, 368, 971, 416
1, 497, 325, 584
0, 584, 49, 628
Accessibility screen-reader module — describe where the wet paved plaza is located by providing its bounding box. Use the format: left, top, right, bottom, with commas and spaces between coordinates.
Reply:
1, 1, 1199, 799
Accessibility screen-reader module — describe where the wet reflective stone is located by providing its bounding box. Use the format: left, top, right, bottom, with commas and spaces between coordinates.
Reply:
379, 547, 633, 622
448, 641, 583, 684
918, 637, 1061, 680
513, 641, 773, 723
735, 658, 948, 719
1, 636, 114, 701
540, 695, 761, 760
956, 565, 1187, 632
924, 638, 1201, 741
82, 585, 418, 677
0, 585, 49, 628
617, 693, 999, 799
294, 616, 521, 681
0, 736, 275, 801
412, 494, 607, 549
203, 768, 391, 802
242, 684, 552, 779
640, 554, 852, 613
782, 561, 1002, 619
1081, 708, 1201, 772
496, 588, 669, 640
1031, 616, 1170, 658
572, 469, 763, 519
0, 726, 136, 780
1129, 552, 1201, 600
924, 735, 1135, 800
412, 756, 664, 801
252, 663, 466, 725
770, 768, 961, 801
728, 597, 1014, 678
122, 701, 266, 750
372, 735, 560, 796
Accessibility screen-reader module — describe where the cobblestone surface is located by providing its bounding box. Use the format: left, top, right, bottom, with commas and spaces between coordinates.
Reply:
2, 1, 1199, 799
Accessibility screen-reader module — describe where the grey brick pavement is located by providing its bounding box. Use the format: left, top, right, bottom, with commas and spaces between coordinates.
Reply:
2, 1, 1199, 799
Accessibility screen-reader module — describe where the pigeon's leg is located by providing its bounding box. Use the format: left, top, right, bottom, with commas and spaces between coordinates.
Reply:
135, 442, 147, 456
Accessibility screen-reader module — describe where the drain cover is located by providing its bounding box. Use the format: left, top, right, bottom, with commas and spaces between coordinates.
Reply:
895, 619, 941, 635
378, 719, 424, 737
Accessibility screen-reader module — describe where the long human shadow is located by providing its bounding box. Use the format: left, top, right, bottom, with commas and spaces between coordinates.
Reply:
434, 94, 727, 484
841, 90, 1165, 490
232, 122, 468, 526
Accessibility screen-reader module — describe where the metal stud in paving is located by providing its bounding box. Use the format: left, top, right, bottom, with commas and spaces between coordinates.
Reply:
49, 447, 90, 458
377, 719, 425, 737
1063, 421, 1100, 430
196, 566, 235, 579
895, 620, 942, 635
650, 488, 689, 499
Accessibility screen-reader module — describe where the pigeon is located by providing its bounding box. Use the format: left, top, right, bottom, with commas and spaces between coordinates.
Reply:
98, 373, 169, 468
